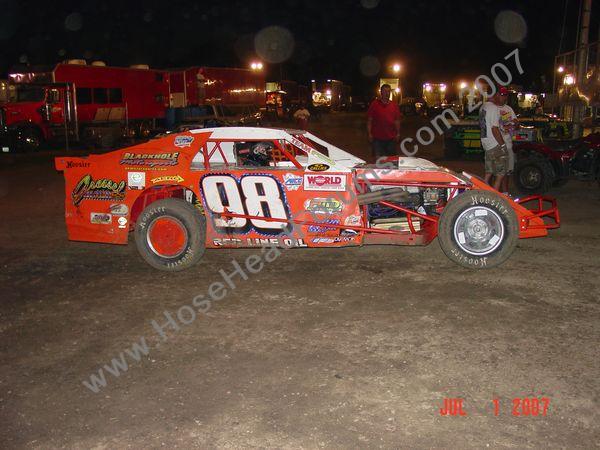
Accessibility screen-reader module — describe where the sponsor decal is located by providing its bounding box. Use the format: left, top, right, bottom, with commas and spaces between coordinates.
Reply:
312, 236, 356, 244
174, 135, 194, 148
90, 212, 112, 224
307, 148, 346, 171
72, 175, 126, 206
151, 175, 185, 184
120, 152, 179, 167
303, 174, 347, 191
213, 237, 307, 247
307, 219, 340, 233
307, 163, 329, 172
289, 136, 315, 154
109, 203, 129, 216
128, 172, 146, 190
283, 173, 302, 190
470, 195, 509, 217
450, 248, 488, 267
304, 198, 344, 214
344, 215, 362, 226
66, 161, 90, 169
117, 216, 128, 229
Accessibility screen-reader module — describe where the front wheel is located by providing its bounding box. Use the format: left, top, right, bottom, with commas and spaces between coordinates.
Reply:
135, 198, 206, 271
438, 190, 519, 269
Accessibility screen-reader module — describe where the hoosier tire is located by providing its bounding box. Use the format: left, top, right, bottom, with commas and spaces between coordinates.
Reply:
135, 198, 206, 271
438, 190, 518, 269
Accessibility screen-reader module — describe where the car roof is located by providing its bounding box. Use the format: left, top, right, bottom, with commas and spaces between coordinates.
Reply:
187, 127, 365, 169
189, 126, 306, 139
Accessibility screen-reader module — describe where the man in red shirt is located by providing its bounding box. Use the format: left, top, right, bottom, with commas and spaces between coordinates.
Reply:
367, 84, 401, 159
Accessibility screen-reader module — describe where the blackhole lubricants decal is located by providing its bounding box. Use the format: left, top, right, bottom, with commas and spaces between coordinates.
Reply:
119, 152, 180, 168
72, 174, 126, 206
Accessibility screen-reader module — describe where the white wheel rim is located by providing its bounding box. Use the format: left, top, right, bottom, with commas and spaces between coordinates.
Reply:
453, 206, 505, 256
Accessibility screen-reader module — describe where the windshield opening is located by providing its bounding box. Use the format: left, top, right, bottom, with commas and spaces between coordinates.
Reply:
15, 87, 46, 103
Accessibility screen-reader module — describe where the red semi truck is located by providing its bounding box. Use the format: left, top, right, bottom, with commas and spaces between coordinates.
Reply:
0, 62, 266, 152
0, 61, 170, 151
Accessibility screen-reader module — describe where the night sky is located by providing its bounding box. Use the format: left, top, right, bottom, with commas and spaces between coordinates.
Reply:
0, 0, 598, 96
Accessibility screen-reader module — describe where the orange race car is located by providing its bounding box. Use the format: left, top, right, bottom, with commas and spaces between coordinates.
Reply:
55, 127, 560, 271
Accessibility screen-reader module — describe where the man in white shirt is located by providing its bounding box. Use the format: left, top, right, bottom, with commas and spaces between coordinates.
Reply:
293, 103, 311, 129
496, 89, 519, 194
479, 86, 512, 192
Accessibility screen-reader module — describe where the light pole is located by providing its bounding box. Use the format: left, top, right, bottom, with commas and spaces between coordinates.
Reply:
391, 62, 402, 103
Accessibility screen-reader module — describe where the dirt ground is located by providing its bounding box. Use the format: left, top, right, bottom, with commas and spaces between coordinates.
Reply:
1, 113, 599, 449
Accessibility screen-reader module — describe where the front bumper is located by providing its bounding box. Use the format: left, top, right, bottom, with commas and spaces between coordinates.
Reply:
515, 195, 561, 231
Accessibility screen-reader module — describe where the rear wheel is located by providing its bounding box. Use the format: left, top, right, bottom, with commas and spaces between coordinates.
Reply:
135, 198, 205, 271
438, 190, 518, 268
515, 155, 555, 194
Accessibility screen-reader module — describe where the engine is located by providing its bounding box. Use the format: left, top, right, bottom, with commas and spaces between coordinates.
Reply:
359, 186, 447, 232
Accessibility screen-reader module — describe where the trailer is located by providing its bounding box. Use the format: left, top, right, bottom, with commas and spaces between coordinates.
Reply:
165, 66, 265, 129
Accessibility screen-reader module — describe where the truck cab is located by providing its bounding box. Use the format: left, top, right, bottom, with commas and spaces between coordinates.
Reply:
0, 84, 72, 151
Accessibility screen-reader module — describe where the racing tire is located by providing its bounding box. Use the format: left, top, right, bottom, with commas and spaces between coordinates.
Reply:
514, 156, 555, 194
438, 190, 519, 269
135, 198, 206, 271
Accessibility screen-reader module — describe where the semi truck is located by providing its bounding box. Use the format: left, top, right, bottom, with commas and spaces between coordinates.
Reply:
0, 61, 170, 151
0, 62, 266, 152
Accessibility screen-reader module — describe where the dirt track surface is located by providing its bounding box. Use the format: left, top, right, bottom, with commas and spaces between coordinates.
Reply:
1, 113, 599, 449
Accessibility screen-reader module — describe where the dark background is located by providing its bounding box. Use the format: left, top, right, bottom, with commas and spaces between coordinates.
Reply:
0, 0, 598, 96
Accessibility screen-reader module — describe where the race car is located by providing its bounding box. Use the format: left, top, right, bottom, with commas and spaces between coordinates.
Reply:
55, 127, 560, 271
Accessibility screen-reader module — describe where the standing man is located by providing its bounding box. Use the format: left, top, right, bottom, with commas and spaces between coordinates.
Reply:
496, 87, 519, 194
367, 84, 401, 159
479, 87, 509, 192
293, 102, 311, 130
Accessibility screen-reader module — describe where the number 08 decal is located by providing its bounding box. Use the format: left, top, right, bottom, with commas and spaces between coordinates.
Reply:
201, 174, 290, 234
